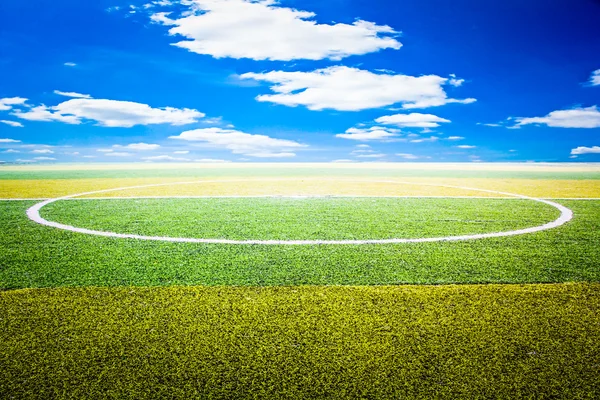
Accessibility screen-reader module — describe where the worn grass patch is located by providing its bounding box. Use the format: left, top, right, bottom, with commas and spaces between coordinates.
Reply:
1, 200, 599, 288
41, 197, 558, 240
1, 284, 599, 399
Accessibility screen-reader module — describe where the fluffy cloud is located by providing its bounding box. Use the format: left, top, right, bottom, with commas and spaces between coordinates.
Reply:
169, 127, 306, 158
114, 143, 161, 151
571, 146, 600, 155
589, 70, 600, 86
105, 152, 134, 157
2, 149, 20, 153
195, 158, 231, 163
0, 97, 27, 111
0, 138, 21, 143
53, 90, 92, 99
174, 150, 190, 154
514, 106, 600, 129
456, 145, 476, 149
150, 0, 400, 61
64, 62, 77, 67
13, 95, 205, 127
241, 67, 475, 111
336, 126, 400, 141
375, 112, 450, 128
447, 136, 464, 141
0, 120, 24, 128
33, 157, 56, 160
356, 153, 386, 158
31, 149, 54, 154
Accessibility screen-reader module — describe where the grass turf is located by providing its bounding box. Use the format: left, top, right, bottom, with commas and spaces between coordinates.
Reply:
1, 200, 598, 288
41, 197, 558, 240
2, 177, 600, 198
1, 284, 599, 399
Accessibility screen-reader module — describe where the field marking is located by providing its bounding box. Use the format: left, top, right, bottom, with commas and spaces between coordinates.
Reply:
26, 179, 574, 245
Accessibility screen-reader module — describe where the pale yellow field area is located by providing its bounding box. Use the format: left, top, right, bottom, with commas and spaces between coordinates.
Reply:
2, 162, 600, 173
2, 177, 600, 198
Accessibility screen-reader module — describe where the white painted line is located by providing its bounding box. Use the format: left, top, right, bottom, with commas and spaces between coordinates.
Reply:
25, 179, 575, 245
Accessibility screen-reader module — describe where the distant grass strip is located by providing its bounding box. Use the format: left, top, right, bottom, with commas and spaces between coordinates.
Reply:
2, 177, 600, 198
41, 198, 558, 240
1, 284, 599, 399
1, 200, 599, 288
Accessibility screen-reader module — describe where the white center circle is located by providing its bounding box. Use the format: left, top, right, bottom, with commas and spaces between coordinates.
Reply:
26, 179, 573, 245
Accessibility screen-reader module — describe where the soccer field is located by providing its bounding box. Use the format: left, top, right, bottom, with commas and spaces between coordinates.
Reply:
1, 163, 599, 398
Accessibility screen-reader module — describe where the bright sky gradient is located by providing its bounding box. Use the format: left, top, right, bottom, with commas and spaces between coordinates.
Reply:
1, 0, 599, 163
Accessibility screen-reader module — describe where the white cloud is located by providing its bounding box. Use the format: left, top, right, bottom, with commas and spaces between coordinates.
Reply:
0, 138, 21, 143
195, 158, 231, 163
150, 0, 400, 61
66, 152, 80, 156
31, 149, 54, 154
478, 123, 502, 127
571, 146, 600, 155
33, 157, 56, 160
336, 126, 400, 141
97, 148, 114, 153
82, 155, 97, 159
331, 159, 354, 163
64, 62, 77, 67
2, 149, 20, 153
174, 150, 190, 154
241, 67, 475, 111
396, 153, 419, 160
0, 97, 28, 111
448, 75, 465, 87
589, 70, 600, 86
0, 120, 24, 128
105, 152, 134, 157
514, 106, 600, 129
16, 159, 35, 163
375, 112, 450, 128
13, 96, 205, 127
356, 153, 386, 158
410, 136, 438, 143
169, 127, 306, 158
53, 90, 92, 99
142, 155, 191, 161
114, 143, 161, 151
356, 144, 371, 149
447, 136, 464, 141
456, 145, 476, 149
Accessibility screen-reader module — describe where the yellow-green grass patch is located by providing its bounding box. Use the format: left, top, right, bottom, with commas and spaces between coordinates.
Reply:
1, 284, 599, 399
2, 177, 600, 198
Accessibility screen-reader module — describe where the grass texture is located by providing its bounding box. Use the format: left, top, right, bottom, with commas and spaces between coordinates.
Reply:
2, 177, 600, 198
41, 198, 558, 240
1, 284, 599, 399
1, 200, 599, 288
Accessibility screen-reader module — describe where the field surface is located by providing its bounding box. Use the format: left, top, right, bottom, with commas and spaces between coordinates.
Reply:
1, 163, 599, 399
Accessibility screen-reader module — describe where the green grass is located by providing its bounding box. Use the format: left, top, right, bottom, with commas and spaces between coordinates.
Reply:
1, 166, 599, 180
1, 284, 599, 399
42, 198, 558, 240
1, 200, 599, 288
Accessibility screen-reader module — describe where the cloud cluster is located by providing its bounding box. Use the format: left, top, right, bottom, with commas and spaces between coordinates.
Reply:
336, 126, 400, 141
241, 67, 475, 111
12, 95, 205, 127
375, 112, 451, 128
169, 127, 306, 158
571, 146, 600, 155
150, 0, 400, 61
0, 97, 27, 111
514, 106, 600, 129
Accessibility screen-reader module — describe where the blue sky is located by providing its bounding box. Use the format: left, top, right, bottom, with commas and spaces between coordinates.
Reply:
1, 0, 599, 163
